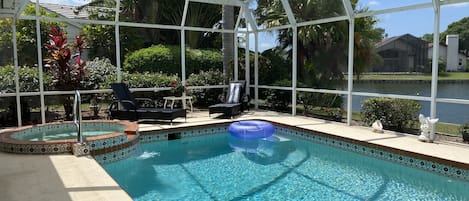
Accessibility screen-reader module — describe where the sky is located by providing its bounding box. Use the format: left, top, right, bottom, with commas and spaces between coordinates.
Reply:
360, 0, 469, 37
38, 0, 469, 52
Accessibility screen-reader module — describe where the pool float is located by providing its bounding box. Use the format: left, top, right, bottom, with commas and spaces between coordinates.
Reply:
228, 120, 275, 139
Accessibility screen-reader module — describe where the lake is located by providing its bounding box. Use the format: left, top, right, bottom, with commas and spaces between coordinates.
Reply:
350, 82, 469, 124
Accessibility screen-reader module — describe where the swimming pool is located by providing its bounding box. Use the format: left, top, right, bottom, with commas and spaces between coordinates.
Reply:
102, 129, 469, 201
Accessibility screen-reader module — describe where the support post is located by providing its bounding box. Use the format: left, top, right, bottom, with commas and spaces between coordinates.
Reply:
12, 20, 22, 126
430, 0, 440, 128
347, 18, 355, 126
35, 0, 45, 124
181, 29, 186, 83
292, 26, 298, 116
254, 32, 259, 109
234, 32, 238, 81
115, 0, 122, 82
245, 33, 250, 96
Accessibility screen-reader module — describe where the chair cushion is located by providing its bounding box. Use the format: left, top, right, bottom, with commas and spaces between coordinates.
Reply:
226, 83, 242, 103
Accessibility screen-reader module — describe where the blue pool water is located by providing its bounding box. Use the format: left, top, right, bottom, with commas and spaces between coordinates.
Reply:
102, 132, 469, 200
13, 130, 116, 141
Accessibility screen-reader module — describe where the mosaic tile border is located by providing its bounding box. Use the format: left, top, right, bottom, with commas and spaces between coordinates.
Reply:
0, 141, 72, 154
93, 136, 140, 164
0, 120, 137, 155
275, 126, 469, 181
139, 126, 227, 143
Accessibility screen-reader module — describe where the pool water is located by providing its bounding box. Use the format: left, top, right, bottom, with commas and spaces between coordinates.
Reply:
14, 130, 116, 141
102, 132, 469, 201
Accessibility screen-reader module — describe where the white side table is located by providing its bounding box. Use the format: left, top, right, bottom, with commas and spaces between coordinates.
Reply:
163, 96, 193, 112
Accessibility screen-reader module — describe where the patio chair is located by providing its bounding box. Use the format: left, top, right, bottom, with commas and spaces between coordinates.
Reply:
209, 80, 249, 118
109, 83, 186, 124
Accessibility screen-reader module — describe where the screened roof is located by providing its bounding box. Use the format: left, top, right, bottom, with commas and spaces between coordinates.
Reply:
1, 0, 469, 126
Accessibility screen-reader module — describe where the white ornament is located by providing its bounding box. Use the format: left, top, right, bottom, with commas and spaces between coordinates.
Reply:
418, 114, 439, 143
372, 120, 384, 133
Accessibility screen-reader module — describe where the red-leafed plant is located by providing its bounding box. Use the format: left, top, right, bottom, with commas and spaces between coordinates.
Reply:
44, 25, 87, 120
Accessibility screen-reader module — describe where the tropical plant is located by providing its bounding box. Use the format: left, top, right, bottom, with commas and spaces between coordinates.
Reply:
82, 0, 221, 49
44, 25, 87, 120
256, 0, 381, 86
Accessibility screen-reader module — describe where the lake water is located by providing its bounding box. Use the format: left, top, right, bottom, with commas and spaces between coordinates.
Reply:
351, 82, 469, 124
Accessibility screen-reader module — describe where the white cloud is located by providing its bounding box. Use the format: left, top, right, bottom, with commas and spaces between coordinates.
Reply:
367, 0, 380, 6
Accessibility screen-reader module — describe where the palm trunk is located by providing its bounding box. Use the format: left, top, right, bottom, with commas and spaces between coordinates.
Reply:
222, 6, 234, 83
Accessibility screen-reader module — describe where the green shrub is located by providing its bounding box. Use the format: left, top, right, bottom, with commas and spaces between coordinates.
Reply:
123, 45, 222, 74
185, 48, 223, 74
260, 48, 290, 85
186, 70, 226, 107
298, 91, 344, 120
83, 57, 117, 89
122, 72, 178, 88
0, 65, 50, 92
361, 98, 422, 131
264, 79, 292, 110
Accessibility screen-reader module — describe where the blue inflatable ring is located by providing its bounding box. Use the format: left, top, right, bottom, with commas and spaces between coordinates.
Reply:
228, 120, 275, 139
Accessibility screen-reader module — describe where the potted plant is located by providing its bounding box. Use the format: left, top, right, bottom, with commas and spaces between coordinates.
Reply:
459, 122, 469, 142
170, 80, 189, 97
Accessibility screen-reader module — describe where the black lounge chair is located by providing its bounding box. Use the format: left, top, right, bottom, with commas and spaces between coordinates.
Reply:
209, 80, 249, 118
109, 83, 186, 124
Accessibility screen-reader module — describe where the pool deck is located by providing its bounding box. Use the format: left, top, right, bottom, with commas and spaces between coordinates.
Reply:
1, 110, 469, 201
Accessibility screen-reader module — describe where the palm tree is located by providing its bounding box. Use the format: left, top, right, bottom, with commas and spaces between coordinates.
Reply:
256, 0, 380, 87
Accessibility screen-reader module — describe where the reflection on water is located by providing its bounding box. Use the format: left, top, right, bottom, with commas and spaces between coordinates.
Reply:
228, 135, 296, 165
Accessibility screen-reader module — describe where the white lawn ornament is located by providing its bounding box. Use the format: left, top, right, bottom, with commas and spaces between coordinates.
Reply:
418, 114, 439, 143
372, 120, 384, 133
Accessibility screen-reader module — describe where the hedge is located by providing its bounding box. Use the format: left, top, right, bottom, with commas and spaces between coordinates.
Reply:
186, 69, 226, 106
361, 97, 422, 131
123, 45, 223, 75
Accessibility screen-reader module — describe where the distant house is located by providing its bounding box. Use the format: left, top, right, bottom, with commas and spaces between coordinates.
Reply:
38, 3, 90, 42
428, 35, 467, 71
37, 3, 112, 62
372, 34, 429, 72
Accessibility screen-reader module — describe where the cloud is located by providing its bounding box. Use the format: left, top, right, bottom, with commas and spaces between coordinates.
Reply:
367, 0, 380, 6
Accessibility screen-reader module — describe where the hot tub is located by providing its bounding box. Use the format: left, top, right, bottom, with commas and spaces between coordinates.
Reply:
0, 120, 137, 154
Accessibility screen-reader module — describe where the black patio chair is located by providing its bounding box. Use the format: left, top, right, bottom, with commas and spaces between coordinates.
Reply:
109, 83, 186, 124
209, 80, 249, 118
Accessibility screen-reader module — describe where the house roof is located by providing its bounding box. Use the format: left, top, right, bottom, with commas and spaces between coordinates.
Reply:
375, 33, 427, 49
38, 3, 90, 19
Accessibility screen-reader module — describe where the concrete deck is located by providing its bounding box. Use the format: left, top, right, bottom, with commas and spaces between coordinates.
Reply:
1, 110, 469, 201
